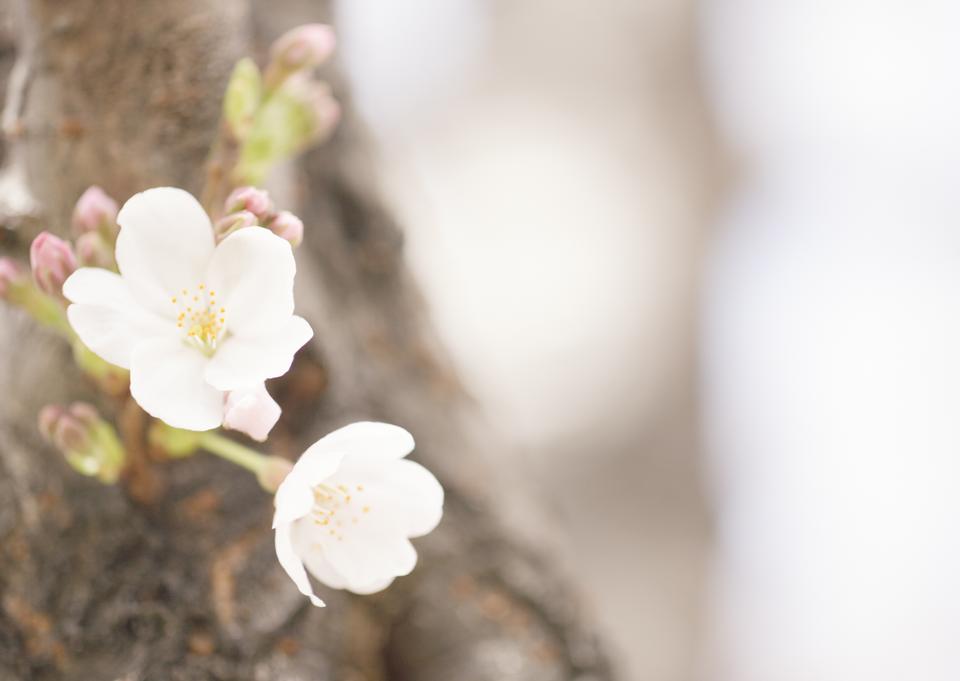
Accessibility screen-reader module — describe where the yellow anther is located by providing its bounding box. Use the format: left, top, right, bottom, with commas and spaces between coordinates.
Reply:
362, 506, 370, 513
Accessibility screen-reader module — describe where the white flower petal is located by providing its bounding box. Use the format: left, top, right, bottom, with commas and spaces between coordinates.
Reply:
64, 268, 169, 369
203, 316, 313, 391
273, 476, 316, 528
275, 521, 325, 607
63, 267, 132, 307
345, 575, 396, 595
205, 227, 296, 338
332, 458, 443, 538
115, 187, 215, 314
289, 445, 345, 488
130, 337, 223, 430
321, 521, 418, 592
294, 524, 397, 595
307, 422, 415, 462
223, 383, 281, 442
293, 525, 348, 590
382, 460, 445, 538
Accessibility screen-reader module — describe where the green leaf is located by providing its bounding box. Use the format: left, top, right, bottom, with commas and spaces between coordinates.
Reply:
223, 58, 263, 139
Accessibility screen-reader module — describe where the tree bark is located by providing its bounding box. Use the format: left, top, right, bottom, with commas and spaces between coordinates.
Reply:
0, 2, 617, 680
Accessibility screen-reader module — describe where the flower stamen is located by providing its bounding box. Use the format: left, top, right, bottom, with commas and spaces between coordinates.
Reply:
171, 282, 225, 354
310, 481, 369, 540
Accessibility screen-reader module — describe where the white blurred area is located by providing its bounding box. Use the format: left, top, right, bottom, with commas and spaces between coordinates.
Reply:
336, 1, 692, 444
332, 2, 960, 679
336, 1, 712, 679
701, 2, 960, 681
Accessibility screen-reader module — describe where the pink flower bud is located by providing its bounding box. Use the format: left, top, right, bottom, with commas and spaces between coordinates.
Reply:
224, 186, 273, 218
308, 93, 340, 142
270, 24, 336, 72
71, 186, 118, 237
223, 383, 281, 442
287, 77, 340, 142
0, 257, 28, 300
38, 402, 125, 482
214, 210, 259, 242
75, 231, 115, 268
30, 232, 77, 298
54, 413, 92, 454
68, 402, 101, 428
37, 404, 65, 442
266, 211, 303, 248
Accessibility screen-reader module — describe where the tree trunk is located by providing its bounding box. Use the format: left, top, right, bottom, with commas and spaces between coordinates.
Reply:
0, 2, 617, 680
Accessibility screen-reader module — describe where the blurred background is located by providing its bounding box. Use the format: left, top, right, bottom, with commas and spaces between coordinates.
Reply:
335, 2, 960, 680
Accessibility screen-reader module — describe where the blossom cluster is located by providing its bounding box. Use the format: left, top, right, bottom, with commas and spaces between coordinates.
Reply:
0, 24, 443, 609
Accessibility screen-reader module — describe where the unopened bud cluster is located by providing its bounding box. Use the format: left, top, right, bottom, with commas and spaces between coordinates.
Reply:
224, 24, 340, 184
216, 186, 304, 247
38, 402, 125, 483
16, 187, 121, 307
72, 186, 119, 268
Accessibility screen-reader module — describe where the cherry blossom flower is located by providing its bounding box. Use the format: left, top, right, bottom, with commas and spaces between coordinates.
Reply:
273, 422, 444, 606
63, 187, 313, 430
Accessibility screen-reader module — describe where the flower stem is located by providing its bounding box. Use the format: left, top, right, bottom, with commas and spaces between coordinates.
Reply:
198, 431, 268, 475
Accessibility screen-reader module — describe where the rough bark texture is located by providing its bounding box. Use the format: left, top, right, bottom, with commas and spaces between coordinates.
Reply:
0, 1, 617, 680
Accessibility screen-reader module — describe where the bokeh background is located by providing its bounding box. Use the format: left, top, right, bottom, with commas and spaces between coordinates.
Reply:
335, 2, 960, 680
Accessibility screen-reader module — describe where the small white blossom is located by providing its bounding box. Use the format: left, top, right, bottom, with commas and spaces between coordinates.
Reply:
63, 187, 312, 430
273, 422, 443, 606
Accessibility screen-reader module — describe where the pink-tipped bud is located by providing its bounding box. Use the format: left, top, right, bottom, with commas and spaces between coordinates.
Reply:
285, 76, 340, 143
75, 231, 115, 269
67, 402, 101, 428
266, 211, 304, 248
271, 24, 336, 72
37, 404, 65, 442
0, 257, 28, 300
38, 402, 124, 482
54, 412, 92, 454
71, 186, 118, 238
30, 232, 77, 299
308, 92, 340, 142
224, 186, 273, 218
214, 210, 259, 242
